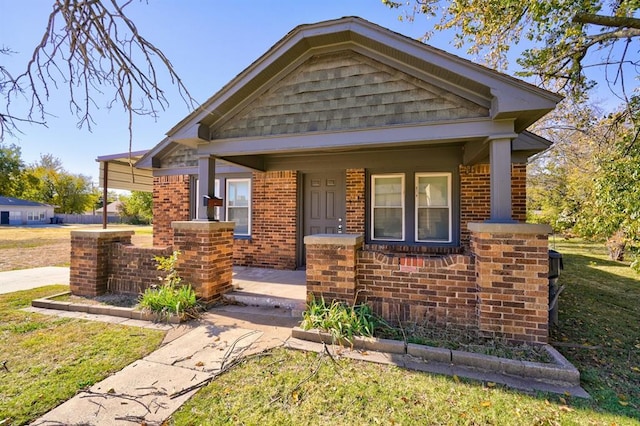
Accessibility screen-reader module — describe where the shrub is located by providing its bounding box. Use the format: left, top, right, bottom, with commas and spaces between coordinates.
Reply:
138, 251, 200, 320
300, 294, 386, 345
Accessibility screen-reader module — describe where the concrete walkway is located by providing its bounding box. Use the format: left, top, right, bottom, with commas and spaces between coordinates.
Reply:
30, 305, 298, 425
0, 266, 69, 294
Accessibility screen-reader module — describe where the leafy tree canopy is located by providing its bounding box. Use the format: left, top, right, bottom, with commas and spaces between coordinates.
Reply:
384, 0, 639, 119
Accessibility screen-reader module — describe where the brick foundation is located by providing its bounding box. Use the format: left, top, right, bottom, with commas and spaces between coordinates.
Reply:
470, 223, 551, 344
153, 175, 191, 246
357, 251, 476, 326
172, 221, 235, 303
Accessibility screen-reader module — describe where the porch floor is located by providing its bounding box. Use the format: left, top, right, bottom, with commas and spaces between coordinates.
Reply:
224, 266, 307, 313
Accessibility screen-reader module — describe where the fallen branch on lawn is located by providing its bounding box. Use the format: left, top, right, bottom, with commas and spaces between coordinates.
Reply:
169, 352, 272, 399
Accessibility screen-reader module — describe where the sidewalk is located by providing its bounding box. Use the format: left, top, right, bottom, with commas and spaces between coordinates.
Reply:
30, 305, 298, 425
0, 266, 69, 294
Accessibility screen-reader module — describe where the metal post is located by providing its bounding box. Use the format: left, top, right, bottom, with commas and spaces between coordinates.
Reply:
102, 162, 108, 229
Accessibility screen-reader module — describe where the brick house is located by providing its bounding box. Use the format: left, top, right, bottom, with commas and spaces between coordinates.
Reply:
84, 17, 561, 343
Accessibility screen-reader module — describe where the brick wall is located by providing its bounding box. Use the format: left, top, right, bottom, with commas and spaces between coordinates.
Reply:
153, 175, 191, 246
460, 163, 528, 246
470, 223, 550, 344
70, 230, 134, 297
233, 171, 298, 269
357, 251, 476, 326
346, 168, 365, 234
173, 221, 235, 303
305, 235, 362, 303
107, 244, 173, 294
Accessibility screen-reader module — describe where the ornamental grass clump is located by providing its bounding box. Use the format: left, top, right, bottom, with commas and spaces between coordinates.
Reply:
138, 251, 200, 321
300, 294, 386, 345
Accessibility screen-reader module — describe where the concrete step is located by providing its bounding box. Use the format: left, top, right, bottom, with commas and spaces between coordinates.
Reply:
222, 291, 306, 318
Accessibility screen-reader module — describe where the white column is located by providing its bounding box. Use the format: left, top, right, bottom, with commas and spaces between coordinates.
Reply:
197, 155, 216, 221
488, 138, 513, 222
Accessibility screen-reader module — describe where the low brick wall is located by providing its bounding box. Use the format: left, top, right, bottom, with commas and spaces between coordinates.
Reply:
357, 251, 476, 326
107, 244, 173, 294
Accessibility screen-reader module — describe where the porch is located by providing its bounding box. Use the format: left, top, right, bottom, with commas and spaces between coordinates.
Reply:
225, 266, 306, 315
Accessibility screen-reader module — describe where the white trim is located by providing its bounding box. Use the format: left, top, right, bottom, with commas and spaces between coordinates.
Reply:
226, 178, 252, 236
415, 173, 452, 243
371, 173, 405, 242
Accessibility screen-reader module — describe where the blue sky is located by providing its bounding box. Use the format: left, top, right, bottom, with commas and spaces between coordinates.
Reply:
0, 1, 616, 182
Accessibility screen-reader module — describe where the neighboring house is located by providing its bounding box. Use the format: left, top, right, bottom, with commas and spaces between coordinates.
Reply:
95, 201, 123, 215
0, 196, 55, 225
91, 17, 562, 343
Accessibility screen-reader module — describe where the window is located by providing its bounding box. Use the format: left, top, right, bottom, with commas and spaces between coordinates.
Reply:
371, 174, 404, 241
370, 172, 453, 244
416, 173, 451, 242
226, 178, 251, 235
193, 178, 220, 220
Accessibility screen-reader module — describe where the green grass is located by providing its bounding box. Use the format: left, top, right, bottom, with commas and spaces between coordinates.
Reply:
171, 239, 640, 425
550, 239, 640, 419
0, 286, 165, 425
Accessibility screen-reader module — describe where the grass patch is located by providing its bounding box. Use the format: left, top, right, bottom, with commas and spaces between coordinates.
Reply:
171, 239, 639, 424
171, 347, 635, 425
0, 286, 165, 425
549, 238, 640, 419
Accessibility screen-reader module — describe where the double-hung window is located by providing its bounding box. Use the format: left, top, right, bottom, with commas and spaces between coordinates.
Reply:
371, 172, 452, 244
416, 173, 451, 242
226, 178, 251, 236
371, 174, 404, 241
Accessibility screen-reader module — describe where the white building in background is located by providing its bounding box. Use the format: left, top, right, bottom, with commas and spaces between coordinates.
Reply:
0, 196, 56, 225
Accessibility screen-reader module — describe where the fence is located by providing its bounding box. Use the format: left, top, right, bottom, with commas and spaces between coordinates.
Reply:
54, 214, 122, 225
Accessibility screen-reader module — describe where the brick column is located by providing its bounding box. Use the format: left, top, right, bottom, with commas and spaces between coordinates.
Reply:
171, 221, 235, 304
70, 230, 133, 297
304, 234, 363, 304
469, 223, 551, 344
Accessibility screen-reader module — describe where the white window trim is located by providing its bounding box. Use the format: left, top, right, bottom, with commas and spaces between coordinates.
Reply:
371, 173, 405, 241
226, 178, 251, 236
415, 172, 452, 243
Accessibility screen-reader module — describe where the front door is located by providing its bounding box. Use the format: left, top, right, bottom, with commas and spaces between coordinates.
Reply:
300, 172, 346, 266
0, 212, 9, 225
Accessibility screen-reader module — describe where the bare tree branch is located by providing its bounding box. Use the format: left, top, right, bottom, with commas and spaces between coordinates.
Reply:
1, 0, 196, 147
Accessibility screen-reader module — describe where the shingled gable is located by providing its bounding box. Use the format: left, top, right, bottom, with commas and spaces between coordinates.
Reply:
137, 16, 560, 170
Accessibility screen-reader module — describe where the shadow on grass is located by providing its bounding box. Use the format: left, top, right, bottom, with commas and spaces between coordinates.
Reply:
550, 250, 640, 421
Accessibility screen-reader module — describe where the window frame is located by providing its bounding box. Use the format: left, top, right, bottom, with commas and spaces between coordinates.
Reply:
414, 172, 452, 243
226, 177, 251, 236
370, 173, 405, 242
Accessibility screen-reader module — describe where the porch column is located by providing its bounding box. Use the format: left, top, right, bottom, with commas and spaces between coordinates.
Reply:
197, 155, 216, 221
304, 234, 363, 304
172, 221, 235, 304
469, 222, 551, 344
488, 137, 513, 222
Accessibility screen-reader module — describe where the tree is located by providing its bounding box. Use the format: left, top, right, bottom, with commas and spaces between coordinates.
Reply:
384, 1, 639, 124
21, 154, 97, 213
118, 191, 152, 224
0, 0, 193, 144
0, 143, 25, 196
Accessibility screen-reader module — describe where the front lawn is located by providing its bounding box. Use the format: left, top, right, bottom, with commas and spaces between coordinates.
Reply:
171, 239, 640, 425
0, 285, 165, 425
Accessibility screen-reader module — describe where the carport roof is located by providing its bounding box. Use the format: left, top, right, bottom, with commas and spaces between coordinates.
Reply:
96, 150, 153, 192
